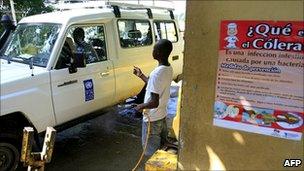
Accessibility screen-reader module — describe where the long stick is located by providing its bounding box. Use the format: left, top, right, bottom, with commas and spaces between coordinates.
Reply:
9, 0, 16, 25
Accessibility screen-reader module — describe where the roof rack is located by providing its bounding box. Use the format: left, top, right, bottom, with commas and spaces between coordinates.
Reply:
105, 1, 175, 19
53, 0, 105, 11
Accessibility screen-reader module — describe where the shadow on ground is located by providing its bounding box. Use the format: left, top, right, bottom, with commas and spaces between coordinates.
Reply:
46, 105, 143, 171
37, 82, 180, 171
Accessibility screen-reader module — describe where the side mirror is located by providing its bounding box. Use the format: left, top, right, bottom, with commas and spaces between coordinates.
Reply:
68, 63, 77, 74
74, 52, 86, 68
68, 53, 86, 74
128, 30, 142, 39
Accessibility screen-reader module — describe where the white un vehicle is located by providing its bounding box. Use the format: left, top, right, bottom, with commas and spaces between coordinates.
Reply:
0, 2, 183, 170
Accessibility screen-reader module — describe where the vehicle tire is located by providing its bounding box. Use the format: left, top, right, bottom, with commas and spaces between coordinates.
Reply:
0, 142, 19, 171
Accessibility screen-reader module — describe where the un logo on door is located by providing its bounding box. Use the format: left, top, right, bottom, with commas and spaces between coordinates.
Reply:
83, 79, 94, 101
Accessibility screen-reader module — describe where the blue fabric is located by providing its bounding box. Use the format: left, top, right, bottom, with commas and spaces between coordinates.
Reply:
142, 117, 167, 156
118, 108, 139, 118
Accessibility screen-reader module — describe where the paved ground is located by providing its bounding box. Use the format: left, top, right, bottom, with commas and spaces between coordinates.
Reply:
46, 105, 144, 171
38, 82, 180, 171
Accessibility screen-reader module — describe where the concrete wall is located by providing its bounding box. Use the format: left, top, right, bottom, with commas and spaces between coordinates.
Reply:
178, 1, 303, 170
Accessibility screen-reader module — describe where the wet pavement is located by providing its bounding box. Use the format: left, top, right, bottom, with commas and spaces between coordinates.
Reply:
46, 105, 143, 171
42, 82, 180, 171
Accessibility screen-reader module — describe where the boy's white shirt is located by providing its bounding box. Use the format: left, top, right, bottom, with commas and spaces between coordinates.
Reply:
143, 65, 173, 122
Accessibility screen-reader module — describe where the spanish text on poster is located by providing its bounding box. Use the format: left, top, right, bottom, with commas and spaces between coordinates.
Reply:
214, 21, 304, 141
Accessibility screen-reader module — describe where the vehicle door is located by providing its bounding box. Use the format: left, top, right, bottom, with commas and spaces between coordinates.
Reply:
50, 24, 115, 125
153, 20, 183, 78
114, 19, 156, 101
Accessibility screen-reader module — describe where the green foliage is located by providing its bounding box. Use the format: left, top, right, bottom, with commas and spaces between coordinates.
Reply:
0, 0, 54, 33
11, 0, 53, 18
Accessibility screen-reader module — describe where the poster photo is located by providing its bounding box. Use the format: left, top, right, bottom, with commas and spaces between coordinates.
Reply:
214, 20, 304, 141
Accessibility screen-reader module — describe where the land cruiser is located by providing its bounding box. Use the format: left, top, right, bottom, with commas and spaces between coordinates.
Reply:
0, 3, 183, 170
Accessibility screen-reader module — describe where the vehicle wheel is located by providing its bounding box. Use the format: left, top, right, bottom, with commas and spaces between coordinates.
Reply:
0, 142, 19, 171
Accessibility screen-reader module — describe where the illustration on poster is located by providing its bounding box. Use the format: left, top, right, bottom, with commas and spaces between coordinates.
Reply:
276, 113, 303, 129
214, 101, 228, 119
214, 101, 303, 129
242, 108, 302, 128
225, 105, 239, 118
225, 23, 239, 49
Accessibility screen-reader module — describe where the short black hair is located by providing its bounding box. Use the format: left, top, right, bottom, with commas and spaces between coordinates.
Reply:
156, 39, 173, 59
73, 27, 85, 39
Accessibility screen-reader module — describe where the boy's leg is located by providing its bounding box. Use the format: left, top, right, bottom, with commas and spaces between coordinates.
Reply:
142, 120, 163, 157
160, 117, 168, 145
142, 121, 147, 147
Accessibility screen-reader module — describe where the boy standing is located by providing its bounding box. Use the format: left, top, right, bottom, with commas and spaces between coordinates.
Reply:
133, 39, 173, 156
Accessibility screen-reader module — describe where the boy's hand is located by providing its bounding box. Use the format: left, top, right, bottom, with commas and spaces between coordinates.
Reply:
133, 66, 142, 77
134, 104, 144, 113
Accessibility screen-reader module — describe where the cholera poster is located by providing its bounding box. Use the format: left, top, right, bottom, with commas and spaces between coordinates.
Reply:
214, 21, 304, 141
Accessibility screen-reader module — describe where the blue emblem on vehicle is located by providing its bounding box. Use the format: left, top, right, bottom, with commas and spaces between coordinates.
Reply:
84, 79, 94, 101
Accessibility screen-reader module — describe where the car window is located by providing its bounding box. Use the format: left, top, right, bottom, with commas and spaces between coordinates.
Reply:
55, 37, 74, 69
55, 25, 107, 69
1, 23, 61, 67
154, 21, 178, 42
118, 20, 152, 48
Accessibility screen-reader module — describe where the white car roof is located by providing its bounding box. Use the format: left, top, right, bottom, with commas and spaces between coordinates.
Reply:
19, 8, 174, 25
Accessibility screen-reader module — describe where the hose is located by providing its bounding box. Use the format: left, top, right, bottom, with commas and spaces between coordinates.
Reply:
132, 113, 151, 171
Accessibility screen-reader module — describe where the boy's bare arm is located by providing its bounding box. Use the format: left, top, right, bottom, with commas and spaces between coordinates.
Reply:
133, 66, 148, 83
134, 92, 159, 112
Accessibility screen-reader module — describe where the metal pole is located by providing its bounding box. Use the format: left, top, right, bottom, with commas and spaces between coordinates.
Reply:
9, 0, 16, 25
21, 127, 57, 171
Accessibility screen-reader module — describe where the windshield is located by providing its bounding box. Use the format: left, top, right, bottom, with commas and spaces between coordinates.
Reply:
1, 23, 61, 67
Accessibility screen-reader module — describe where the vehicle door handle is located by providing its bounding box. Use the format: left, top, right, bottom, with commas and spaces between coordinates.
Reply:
100, 71, 110, 77
57, 80, 78, 87
172, 55, 179, 61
